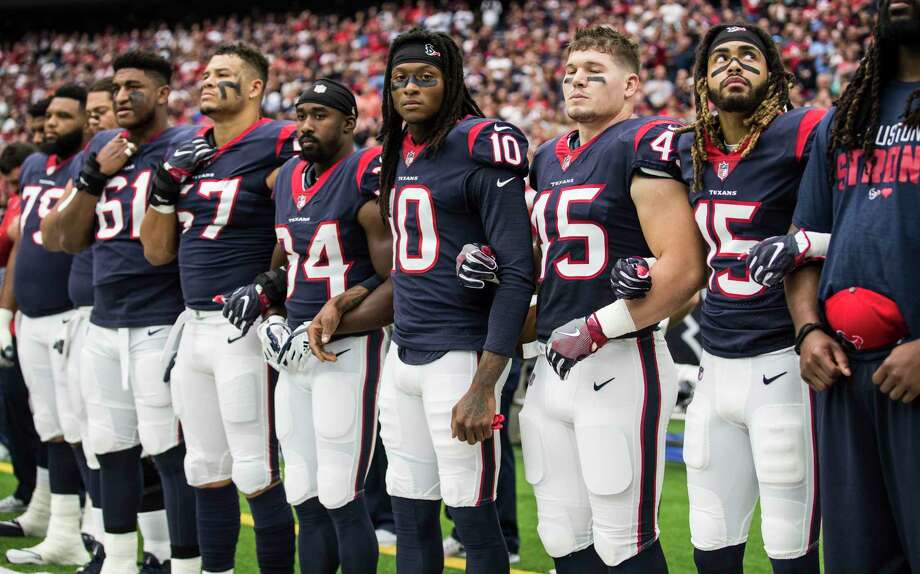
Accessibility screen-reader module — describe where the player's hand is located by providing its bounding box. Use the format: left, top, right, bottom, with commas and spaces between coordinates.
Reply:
0, 309, 14, 368
307, 298, 344, 362
163, 137, 216, 183
257, 315, 290, 371
747, 234, 802, 288
95, 135, 135, 176
451, 384, 497, 445
279, 322, 311, 372
545, 314, 608, 380
220, 285, 268, 337
798, 329, 851, 391
872, 339, 920, 403
610, 256, 652, 299
456, 243, 499, 289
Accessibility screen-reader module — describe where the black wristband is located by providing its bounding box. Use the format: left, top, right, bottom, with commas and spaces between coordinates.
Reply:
149, 164, 182, 208
358, 274, 384, 292
794, 322, 826, 355
75, 153, 108, 197
255, 266, 288, 306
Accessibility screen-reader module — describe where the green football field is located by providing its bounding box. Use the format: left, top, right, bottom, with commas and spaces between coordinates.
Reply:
0, 428, 776, 573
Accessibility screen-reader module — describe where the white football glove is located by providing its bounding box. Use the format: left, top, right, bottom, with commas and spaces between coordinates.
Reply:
0, 309, 15, 368
257, 315, 291, 372
279, 322, 311, 372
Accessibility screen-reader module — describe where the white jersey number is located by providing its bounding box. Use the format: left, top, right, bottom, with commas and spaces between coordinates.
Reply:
276, 222, 352, 299
392, 185, 439, 273
531, 185, 607, 280
694, 200, 765, 298
96, 170, 150, 240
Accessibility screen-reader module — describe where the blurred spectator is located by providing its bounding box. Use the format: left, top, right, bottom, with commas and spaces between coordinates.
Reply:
0, 0, 877, 150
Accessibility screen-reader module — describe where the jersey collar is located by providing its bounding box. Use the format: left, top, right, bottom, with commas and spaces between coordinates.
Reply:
401, 132, 427, 167
291, 156, 346, 211
703, 131, 752, 182
198, 117, 271, 162
554, 126, 610, 172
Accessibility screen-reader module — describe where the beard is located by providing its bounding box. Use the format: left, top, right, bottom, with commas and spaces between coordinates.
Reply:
880, 0, 920, 44
566, 107, 599, 124
299, 137, 332, 163
709, 80, 770, 115
40, 128, 83, 158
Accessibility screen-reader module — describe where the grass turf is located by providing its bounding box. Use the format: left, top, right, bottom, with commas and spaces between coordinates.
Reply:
0, 433, 774, 573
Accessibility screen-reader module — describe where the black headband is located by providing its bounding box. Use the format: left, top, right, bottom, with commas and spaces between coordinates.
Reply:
708, 26, 769, 60
296, 79, 357, 118
391, 41, 445, 71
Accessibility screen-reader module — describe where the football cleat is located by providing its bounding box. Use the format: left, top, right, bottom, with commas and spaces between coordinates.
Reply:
0, 495, 26, 514
139, 552, 170, 574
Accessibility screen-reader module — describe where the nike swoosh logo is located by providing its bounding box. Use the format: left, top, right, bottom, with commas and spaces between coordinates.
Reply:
335, 348, 350, 357
147, 328, 166, 336
560, 328, 581, 337
763, 371, 787, 385
227, 334, 246, 344
494, 125, 512, 132
496, 177, 516, 187
593, 377, 615, 391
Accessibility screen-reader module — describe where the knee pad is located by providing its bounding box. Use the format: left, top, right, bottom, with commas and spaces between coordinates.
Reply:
87, 417, 119, 456
282, 457, 317, 506
136, 408, 180, 457
317, 461, 356, 510
314, 378, 358, 442
218, 373, 260, 424
183, 448, 232, 488
688, 484, 736, 551
682, 394, 712, 471
751, 406, 806, 486
577, 424, 632, 496
232, 458, 271, 495
538, 518, 582, 559
760, 497, 809, 559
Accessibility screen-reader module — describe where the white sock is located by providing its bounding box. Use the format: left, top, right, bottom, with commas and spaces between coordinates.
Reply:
90, 507, 105, 543
138, 509, 170, 563
101, 531, 139, 574
204, 570, 234, 574
171, 556, 203, 574
47, 494, 83, 538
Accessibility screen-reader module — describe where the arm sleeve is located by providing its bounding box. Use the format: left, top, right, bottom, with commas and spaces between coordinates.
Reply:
792, 111, 836, 233
466, 166, 535, 357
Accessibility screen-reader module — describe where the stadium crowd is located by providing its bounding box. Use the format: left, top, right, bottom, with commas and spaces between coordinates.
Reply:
0, 0, 876, 149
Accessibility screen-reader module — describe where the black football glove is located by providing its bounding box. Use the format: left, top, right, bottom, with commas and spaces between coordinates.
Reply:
150, 137, 217, 209
610, 256, 652, 299
164, 137, 217, 183
747, 234, 802, 288
544, 314, 608, 380
219, 267, 288, 337
456, 243, 499, 289
75, 152, 109, 197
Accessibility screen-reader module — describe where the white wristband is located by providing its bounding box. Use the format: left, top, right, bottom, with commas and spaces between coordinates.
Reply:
795, 229, 830, 259
150, 204, 176, 214
521, 340, 541, 359
0, 309, 12, 325
593, 298, 637, 339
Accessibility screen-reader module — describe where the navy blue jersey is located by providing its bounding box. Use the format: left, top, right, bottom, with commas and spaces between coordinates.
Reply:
529, 117, 683, 342
274, 146, 381, 329
87, 127, 194, 328
66, 149, 94, 308
794, 81, 920, 344
68, 249, 94, 308
388, 117, 534, 356
14, 152, 76, 317
175, 119, 298, 309
679, 107, 826, 358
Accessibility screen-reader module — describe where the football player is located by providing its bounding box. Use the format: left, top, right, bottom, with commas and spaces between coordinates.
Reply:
41, 51, 200, 574
615, 24, 825, 573
224, 78, 391, 573
785, 0, 920, 569
86, 77, 117, 135
0, 84, 88, 567
309, 28, 534, 574
139, 42, 298, 574
528, 27, 704, 572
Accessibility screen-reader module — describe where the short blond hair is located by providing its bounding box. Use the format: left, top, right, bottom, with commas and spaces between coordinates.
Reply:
565, 27, 640, 74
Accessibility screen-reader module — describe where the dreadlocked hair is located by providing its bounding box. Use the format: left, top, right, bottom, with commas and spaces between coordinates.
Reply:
378, 28, 483, 218
828, 5, 920, 184
677, 23, 794, 192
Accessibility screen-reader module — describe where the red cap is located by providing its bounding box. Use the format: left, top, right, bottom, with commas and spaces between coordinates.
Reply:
824, 287, 908, 351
